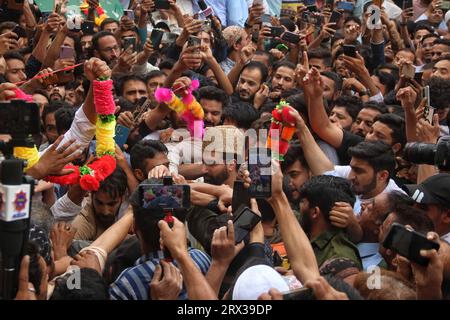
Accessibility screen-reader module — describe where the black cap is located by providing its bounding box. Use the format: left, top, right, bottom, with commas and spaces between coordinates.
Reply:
404, 173, 450, 208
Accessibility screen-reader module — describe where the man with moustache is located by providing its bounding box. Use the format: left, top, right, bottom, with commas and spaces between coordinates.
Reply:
47, 84, 66, 102
232, 61, 268, 109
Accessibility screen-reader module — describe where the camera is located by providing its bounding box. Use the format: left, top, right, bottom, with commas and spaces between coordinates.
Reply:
403, 135, 450, 171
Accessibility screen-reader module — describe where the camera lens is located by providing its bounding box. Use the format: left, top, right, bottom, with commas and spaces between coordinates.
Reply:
403, 142, 436, 165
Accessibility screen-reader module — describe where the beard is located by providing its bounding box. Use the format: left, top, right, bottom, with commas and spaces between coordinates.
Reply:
300, 211, 312, 238
204, 167, 229, 186
351, 174, 377, 196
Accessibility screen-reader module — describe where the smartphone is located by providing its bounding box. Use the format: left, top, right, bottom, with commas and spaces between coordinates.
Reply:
343, 44, 357, 57
123, 36, 137, 51
187, 35, 201, 49
81, 20, 95, 35
162, 32, 178, 44
55, 2, 61, 14
0, 101, 40, 135
270, 26, 284, 37
441, 1, 450, 10
232, 206, 262, 244
151, 29, 164, 49
382, 222, 440, 266
329, 10, 342, 26
281, 31, 301, 44
402, 0, 413, 9
123, 9, 135, 20
248, 148, 272, 198
12, 25, 26, 38
253, 0, 263, 5
401, 63, 415, 79
337, 1, 355, 11
261, 13, 271, 26
414, 71, 423, 83
422, 85, 430, 106
232, 181, 251, 214
114, 124, 131, 149
282, 287, 315, 300
140, 184, 191, 209
59, 46, 75, 59
154, 0, 171, 9
41, 11, 52, 22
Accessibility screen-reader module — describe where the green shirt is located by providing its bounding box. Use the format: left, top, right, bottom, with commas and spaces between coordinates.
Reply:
311, 229, 363, 270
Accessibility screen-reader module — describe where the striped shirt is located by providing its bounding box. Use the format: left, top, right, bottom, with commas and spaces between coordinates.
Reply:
109, 249, 211, 300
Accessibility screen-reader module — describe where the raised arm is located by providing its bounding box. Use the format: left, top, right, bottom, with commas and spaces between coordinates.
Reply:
268, 160, 320, 284
159, 218, 217, 300
300, 58, 344, 149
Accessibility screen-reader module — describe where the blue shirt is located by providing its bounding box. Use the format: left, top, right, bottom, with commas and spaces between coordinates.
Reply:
205, 0, 248, 27
109, 248, 211, 300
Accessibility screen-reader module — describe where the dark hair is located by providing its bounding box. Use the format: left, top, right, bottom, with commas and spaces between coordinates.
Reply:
130, 188, 167, 249
129, 140, 168, 173
373, 70, 396, 93
198, 86, 229, 109
100, 18, 119, 30
390, 206, 435, 234
281, 144, 309, 172
414, 23, 435, 35
96, 167, 128, 199
344, 16, 362, 27
377, 63, 400, 79
64, 80, 79, 91
299, 175, 356, 222
0, 21, 16, 34
428, 76, 450, 109
362, 101, 388, 114
65, 33, 82, 60
41, 102, 65, 125
145, 70, 166, 83
308, 48, 332, 68
273, 60, 296, 74
433, 38, 450, 48
373, 113, 406, 148
254, 50, 275, 66
117, 74, 146, 96
242, 61, 269, 84
285, 93, 308, 119
158, 59, 175, 70
54, 107, 76, 135
421, 33, 439, 44
51, 268, 109, 300
333, 96, 363, 121
223, 102, 259, 130
348, 141, 396, 176
321, 71, 343, 92
3, 50, 24, 62
91, 30, 115, 52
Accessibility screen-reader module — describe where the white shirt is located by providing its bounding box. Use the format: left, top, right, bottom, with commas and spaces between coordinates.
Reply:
325, 165, 406, 215
442, 232, 450, 244
357, 242, 384, 271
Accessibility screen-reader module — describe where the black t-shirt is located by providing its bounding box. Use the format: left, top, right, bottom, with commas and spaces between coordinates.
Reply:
336, 130, 364, 165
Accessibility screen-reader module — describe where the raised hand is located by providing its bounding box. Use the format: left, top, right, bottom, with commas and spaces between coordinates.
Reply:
150, 260, 183, 300
84, 57, 112, 80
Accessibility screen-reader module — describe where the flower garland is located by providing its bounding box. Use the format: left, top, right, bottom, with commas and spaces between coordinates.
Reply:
13, 79, 117, 192
154, 79, 204, 139
266, 100, 296, 161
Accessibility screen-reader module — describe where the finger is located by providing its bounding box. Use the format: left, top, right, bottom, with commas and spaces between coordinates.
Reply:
152, 264, 162, 283
433, 114, 439, 127
17, 255, 30, 292
38, 257, 48, 300
250, 198, 259, 215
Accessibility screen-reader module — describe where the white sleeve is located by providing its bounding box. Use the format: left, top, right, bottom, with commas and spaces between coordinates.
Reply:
50, 193, 81, 222
324, 165, 352, 179
369, 92, 384, 103
40, 106, 96, 156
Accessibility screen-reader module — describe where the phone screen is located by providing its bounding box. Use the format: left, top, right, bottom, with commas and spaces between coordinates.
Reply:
59, 46, 75, 59
248, 148, 272, 198
232, 181, 251, 214
343, 44, 356, 57
140, 184, 191, 209
0, 101, 40, 135
154, 0, 171, 10
329, 10, 342, 25
123, 9, 135, 20
281, 31, 300, 44
151, 29, 164, 49
382, 223, 440, 266
123, 37, 136, 51
233, 207, 261, 244
337, 1, 355, 11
